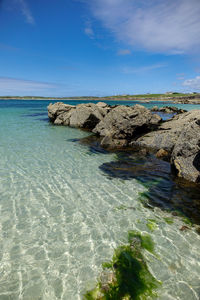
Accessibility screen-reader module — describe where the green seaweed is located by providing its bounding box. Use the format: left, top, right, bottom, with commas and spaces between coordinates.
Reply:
146, 221, 158, 232
114, 205, 127, 211
102, 262, 113, 269
146, 219, 158, 231
84, 286, 100, 300
164, 217, 174, 225
182, 216, 192, 226
114, 205, 135, 212
128, 231, 155, 254
83, 231, 161, 299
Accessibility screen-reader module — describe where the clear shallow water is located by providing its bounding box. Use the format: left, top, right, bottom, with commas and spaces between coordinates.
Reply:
0, 100, 199, 300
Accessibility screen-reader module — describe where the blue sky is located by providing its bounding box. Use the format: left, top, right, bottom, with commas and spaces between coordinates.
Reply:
0, 0, 200, 96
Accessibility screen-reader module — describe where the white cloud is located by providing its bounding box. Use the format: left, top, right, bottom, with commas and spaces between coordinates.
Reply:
86, 0, 200, 54
183, 76, 200, 90
18, 0, 35, 24
117, 49, 131, 56
84, 21, 94, 38
0, 77, 57, 93
122, 63, 166, 74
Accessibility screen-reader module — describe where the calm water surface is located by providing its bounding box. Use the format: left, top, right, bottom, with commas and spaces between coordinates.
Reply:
0, 100, 200, 300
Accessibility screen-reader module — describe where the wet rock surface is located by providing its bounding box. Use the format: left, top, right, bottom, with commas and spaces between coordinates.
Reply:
48, 102, 200, 183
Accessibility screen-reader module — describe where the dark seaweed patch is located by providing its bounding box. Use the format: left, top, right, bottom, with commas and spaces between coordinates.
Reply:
99, 152, 200, 225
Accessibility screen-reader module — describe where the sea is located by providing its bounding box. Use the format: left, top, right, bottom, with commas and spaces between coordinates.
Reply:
0, 99, 200, 300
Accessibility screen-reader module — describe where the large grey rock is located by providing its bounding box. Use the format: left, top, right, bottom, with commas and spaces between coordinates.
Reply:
69, 103, 109, 129
47, 102, 109, 128
48, 102, 75, 122
93, 104, 161, 143
54, 109, 75, 125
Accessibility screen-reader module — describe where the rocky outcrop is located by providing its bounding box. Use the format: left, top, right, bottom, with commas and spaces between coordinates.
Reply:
93, 104, 161, 148
132, 110, 200, 182
48, 102, 75, 123
48, 102, 161, 136
48, 102, 110, 129
47, 102, 200, 183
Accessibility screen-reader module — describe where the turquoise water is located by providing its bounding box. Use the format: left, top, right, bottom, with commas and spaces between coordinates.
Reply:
0, 100, 200, 300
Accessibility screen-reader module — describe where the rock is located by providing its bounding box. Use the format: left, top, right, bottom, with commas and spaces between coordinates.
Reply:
54, 109, 75, 125
47, 102, 200, 183
151, 106, 159, 111
96, 102, 109, 108
93, 104, 162, 143
48, 102, 109, 129
48, 102, 75, 122
69, 103, 108, 129
151, 106, 186, 114
132, 110, 200, 182
171, 118, 200, 182
180, 226, 190, 231
100, 135, 128, 149
156, 149, 169, 159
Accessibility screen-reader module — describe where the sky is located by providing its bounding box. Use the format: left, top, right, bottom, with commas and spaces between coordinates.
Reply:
0, 0, 200, 97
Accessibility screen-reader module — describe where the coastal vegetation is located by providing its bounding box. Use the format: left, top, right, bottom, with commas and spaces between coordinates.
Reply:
0, 92, 200, 102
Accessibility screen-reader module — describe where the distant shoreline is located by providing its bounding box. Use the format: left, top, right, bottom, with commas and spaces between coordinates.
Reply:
0, 93, 200, 104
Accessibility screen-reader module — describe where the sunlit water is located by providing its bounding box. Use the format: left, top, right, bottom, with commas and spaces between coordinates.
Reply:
0, 100, 200, 300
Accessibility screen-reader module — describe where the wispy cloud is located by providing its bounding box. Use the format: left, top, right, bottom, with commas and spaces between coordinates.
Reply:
122, 63, 166, 74
117, 49, 131, 56
85, 0, 200, 54
183, 76, 200, 90
18, 0, 35, 24
0, 77, 57, 93
84, 20, 94, 38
